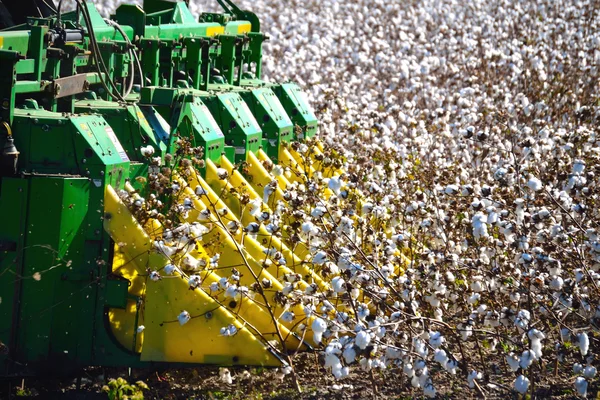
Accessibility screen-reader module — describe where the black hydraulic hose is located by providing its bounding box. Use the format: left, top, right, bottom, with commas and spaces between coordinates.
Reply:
105, 18, 144, 95
76, 0, 125, 102
80, 1, 123, 99
56, 0, 62, 28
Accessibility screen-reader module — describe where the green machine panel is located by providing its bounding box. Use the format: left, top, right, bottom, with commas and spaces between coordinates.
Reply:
239, 87, 293, 162
201, 92, 262, 163
140, 87, 225, 162
269, 83, 318, 140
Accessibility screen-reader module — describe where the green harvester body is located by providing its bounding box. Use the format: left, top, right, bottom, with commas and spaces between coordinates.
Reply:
0, 0, 318, 377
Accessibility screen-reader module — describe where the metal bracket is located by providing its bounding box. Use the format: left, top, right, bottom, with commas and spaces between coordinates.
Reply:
49, 74, 89, 99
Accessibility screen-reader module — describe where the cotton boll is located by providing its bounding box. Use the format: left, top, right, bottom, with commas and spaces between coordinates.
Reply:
164, 264, 176, 275
225, 284, 240, 299
331, 276, 346, 293
411, 373, 421, 388
527, 175, 543, 191
220, 324, 237, 336
403, 362, 415, 378
178, 311, 191, 326
355, 330, 371, 350
575, 377, 588, 396
343, 346, 357, 364
472, 212, 489, 240
550, 276, 564, 291
188, 274, 201, 289
468, 293, 481, 304
434, 349, 448, 365
470, 280, 484, 292
578, 332, 589, 356
528, 329, 545, 359
467, 370, 482, 388
140, 145, 155, 157
281, 311, 295, 323
445, 359, 458, 374
312, 251, 328, 265
429, 331, 444, 348
216, 168, 228, 180
506, 353, 520, 372
312, 318, 327, 344
515, 309, 531, 331
445, 184, 459, 195
514, 375, 530, 394
519, 350, 535, 370
149, 270, 161, 281
583, 366, 597, 379
423, 382, 436, 398
328, 176, 344, 196
219, 368, 233, 384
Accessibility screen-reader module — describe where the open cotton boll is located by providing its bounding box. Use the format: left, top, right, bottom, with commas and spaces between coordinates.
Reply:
343, 346, 357, 364
188, 275, 201, 289
527, 175, 543, 191
445, 359, 458, 374
550, 276, 564, 291
434, 349, 448, 365
583, 366, 597, 379
149, 270, 161, 281
281, 311, 295, 323
163, 264, 177, 275
331, 276, 346, 293
403, 362, 415, 378
355, 330, 371, 350
178, 310, 191, 326
423, 382, 436, 398
467, 370, 482, 388
182, 254, 202, 271
514, 375, 530, 394
578, 332, 589, 356
219, 368, 233, 385
575, 377, 588, 396
140, 145, 155, 157
528, 329, 545, 359
506, 353, 520, 372
328, 175, 344, 196
411, 374, 421, 388
311, 205, 327, 218
216, 168, 228, 180
153, 241, 176, 257
472, 212, 489, 240
312, 251, 328, 265
189, 222, 209, 239
515, 309, 531, 331
429, 331, 444, 348
225, 284, 240, 299
312, 317, 327, 344
519, 350, 535, 370
220, 324, 237, 336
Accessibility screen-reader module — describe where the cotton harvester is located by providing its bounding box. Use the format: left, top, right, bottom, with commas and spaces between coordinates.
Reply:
0, 0, 392, 378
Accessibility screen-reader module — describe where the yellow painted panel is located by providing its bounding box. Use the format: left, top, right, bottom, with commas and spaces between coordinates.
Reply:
237, 23, 251, 34
206, 26, 225, 37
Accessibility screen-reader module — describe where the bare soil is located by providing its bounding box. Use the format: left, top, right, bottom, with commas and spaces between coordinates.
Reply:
2, 351, 587, 399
